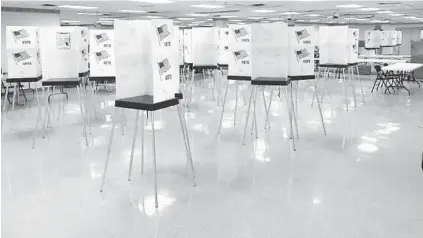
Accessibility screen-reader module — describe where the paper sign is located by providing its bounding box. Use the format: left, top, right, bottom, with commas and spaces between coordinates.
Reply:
251, 22, 289, 78
228, 24, 252, 77
56, 32, 71, 49
89, 30, 115, 77
288, 26, 315, 76
319, 26, 349, 65
6, 26, 41, 79
192, 27, 218, 66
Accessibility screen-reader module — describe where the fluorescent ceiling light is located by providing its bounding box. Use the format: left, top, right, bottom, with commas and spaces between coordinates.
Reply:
309, 19, 320, 22
261, 21, 270, 23
281, 12, 300, 15
338, 21, 346, 24
404, 16, 418, 19
145, 16, 162, 19
359, 8, 380, 11
99, 18, 120, 21
269, 18, 282, 20
248, 17, 263, 20
296, 19, 306, 22
218, 16, 238, 18
344, 17, 357, 20
191, 4, 225, 9
77, 12, 101, 15
377, 10, 394, 14
390, 13, 404, 16
336, 4, 362, 8
132, 0, 173, 3
206, 19, 213, 21
61, 20, 81, 23
355, 18, 367, 21
119, 9, 146, 13
177, 17, 195, 20
58, 5, 98, 10
254, 9, 276, 13
229, 19, 242, 22
186, 13, 209, 17
305, 14, 321, 17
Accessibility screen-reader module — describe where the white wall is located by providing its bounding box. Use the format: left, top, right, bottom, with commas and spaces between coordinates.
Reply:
1, 9, 60, 72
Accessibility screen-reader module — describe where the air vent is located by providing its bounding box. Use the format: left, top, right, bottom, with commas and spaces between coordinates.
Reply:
147, 11, 158, 14
198, 10, 239, 14
251, 4, 265, 7
42, 4, 57, 7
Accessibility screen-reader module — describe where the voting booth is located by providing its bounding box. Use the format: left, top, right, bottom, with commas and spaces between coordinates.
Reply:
114, 19, 179, 102
365, 30, 382, 49
288, 26, 316, 77
178, 28, 184, 65
6, 26, 42, 80
192, 27, 218, 66
39, 27, 89, 79
348, 28, 359, 64
381, 31, 397, 47
396, 31, 403, 45
251, 22, 289, 78
183, 28, 192, 64
228, 24, 252, 77
319, 26, 349, 65
89, 30, 115, 78
218, 28, 230, 66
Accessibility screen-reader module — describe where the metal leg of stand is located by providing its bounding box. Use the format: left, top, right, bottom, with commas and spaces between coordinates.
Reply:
356, 65, 364, 103
128, 110, 140, 181
320, 68, 331, 103
314, 76, 327, 135
342, 68, 349, 111
140, 111, 145, 174
76, 84, 88, 146
217, 80, 229, 134
100, 108, 118, 192
150, 112, 159, 208
177, 104, 196, 186
234, 81, 239, 125
264, 89, 274, 130
251, 86, 258, 138
31, 87, 43, 149
349, 67, 357, 108
11, 84, 17, 111
242, 86, 254, 145
290, 84, 299, 139
284, 87, 296, 151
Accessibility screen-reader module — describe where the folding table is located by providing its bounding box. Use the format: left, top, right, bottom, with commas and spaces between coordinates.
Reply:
382, 63, 423, 95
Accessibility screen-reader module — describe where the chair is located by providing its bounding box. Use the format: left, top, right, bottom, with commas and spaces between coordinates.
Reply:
371, 65, 394, 93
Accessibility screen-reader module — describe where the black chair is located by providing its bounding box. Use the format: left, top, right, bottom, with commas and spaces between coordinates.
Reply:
371, 65, 395, 93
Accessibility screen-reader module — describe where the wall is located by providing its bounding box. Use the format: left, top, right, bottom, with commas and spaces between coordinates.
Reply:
1, 8, 60, 71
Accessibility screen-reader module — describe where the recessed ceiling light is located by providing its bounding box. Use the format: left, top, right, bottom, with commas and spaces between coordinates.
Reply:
119, 9, 146, 13
305, 14, 321, 17
377, 10, 394, 14
61, 20, 81, 23
281, 12, 300, 15
145, 16, 162, 19
77, 12, 102, 15
58, 5, 98, 10
253, 9, 276, 13
186, 13, 209, 17
191, 4, 225, 9
336, 4, 362, 8
390, 13, 404, 16
359, 8, 380, 11
206, 19, 213, 21
177, 17, 195, 20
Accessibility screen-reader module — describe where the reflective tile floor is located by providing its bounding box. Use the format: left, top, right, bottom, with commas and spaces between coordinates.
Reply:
2, 76, 423, 237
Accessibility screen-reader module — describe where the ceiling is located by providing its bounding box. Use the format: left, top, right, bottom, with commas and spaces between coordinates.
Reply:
2, 0, 423, 27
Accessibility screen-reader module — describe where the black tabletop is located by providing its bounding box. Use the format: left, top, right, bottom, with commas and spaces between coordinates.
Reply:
89, 76, 116, 82
319, 64, 349, 68
6, 75, 42, 83
78, 71, 90, 77
288, 75, 316, 81
42, 78, 81, 86
193, 65, 218, 71
251, 77, 290, 86
115, 95, 179, 111
227, 75, 252, 81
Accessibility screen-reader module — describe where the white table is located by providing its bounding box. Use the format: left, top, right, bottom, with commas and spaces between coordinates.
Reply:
359, 59, 408, 64
380, 63, 423, 95
382, 63, 423, 72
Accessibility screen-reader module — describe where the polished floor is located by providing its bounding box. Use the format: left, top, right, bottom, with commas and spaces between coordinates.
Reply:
2, 75, 423, 237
